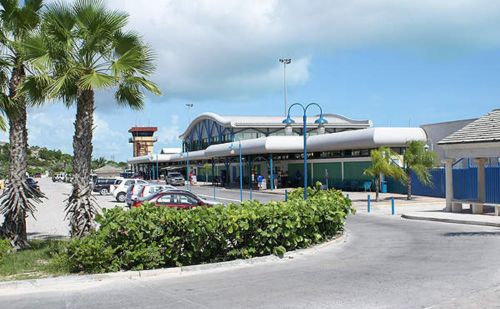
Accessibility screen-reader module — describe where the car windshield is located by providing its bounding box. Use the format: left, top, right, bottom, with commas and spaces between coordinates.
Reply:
169, 173, 182, 177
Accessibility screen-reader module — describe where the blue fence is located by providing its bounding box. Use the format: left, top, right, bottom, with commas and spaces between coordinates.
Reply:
411, 167, 500, 203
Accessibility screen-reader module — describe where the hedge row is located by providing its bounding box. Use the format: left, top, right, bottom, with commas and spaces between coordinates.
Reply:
66, 187, 354, 273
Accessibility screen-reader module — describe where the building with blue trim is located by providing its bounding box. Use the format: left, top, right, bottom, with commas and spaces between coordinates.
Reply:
128, 112, 426, 190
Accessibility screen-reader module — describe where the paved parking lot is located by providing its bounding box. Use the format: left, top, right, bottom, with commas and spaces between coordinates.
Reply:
22, 178, 127, 238
18, 178, 284, 238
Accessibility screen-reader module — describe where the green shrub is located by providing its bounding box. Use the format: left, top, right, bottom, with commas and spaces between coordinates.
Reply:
66, 188, 353, 273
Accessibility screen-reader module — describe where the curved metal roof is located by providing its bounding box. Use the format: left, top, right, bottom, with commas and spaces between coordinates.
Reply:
179, 112, 372, 139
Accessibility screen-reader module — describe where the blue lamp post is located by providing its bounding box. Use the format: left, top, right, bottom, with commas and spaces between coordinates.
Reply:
282, 103, 327, 200
186, 150, 190, 191
229, 139, 243, 202
180, 147, 190, 191
156, 153, 159, 182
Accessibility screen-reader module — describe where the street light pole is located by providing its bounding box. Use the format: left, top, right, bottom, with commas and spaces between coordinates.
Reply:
283, 103, 327, 200
156, 153, 159, 183
186, 103, 194, 124
279, 58, 291, 117
186, 150, 190, 191
229, 139, 243, 202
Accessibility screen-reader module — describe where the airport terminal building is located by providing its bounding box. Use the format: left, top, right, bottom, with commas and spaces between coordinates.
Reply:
128, 112, 427, 191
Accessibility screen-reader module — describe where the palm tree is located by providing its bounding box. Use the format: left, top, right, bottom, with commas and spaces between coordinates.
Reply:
0, 0, 44, 249
364, 147, 406, 202
91, 157, 107, 170
24, 0, 160, 236
403, 140, 437, 200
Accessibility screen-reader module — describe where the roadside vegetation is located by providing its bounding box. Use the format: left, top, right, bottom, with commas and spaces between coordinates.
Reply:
364, 141, 437, 201
0, 238, 68, 281
0, 143, 126, 178
0, 186, 353, 279
0, 0, 161, 245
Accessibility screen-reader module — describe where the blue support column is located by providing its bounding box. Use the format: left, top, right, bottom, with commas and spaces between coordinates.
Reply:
303, 114, 308, 199
269, 153, 274, 191
239, 142, 243, 202
248, 156, 252, 200
212, 160, 216, 201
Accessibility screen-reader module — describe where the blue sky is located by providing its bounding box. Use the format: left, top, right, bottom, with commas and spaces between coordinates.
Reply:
11, 0, 500, 161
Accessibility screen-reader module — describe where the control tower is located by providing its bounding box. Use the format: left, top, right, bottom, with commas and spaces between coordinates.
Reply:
128, 126, 158, 157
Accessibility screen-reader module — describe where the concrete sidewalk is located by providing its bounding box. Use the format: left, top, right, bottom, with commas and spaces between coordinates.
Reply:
402, 211, 500, 228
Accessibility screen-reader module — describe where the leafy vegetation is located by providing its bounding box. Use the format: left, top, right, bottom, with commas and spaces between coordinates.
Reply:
0, 143, 126, 178
402, 141, 437, 200
364, 147, 406, 201
63, 187, 353, 273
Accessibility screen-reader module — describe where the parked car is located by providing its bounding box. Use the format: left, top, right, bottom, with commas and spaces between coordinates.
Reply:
132, 189, 218, 208
52, 173, 66, 182
166, 172, 185, 186
126, 184, 176, 207
112, 178, 148, 202
26, 177, 40, 191
93, 178, 120, 195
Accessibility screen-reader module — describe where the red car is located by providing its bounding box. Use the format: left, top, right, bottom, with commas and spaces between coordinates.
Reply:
132, 190, 217, 209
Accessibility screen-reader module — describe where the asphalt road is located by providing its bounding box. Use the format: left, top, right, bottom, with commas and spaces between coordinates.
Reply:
190, 185, 285, 204
3, 214, 500, 308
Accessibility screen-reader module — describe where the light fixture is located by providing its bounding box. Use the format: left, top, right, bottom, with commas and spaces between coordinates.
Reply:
282, 115, 295, 125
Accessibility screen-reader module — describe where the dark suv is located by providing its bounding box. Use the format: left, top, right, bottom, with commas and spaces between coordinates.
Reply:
93, 178, 119, 195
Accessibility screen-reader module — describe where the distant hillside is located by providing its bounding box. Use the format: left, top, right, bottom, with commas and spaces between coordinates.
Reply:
0, 144, 127, 178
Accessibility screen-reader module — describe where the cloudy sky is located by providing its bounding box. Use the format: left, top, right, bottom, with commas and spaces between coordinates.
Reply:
11, 0, 500, 161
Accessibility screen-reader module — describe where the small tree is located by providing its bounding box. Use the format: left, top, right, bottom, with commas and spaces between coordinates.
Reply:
364, 147, 406, 201
403, 140, 437, 200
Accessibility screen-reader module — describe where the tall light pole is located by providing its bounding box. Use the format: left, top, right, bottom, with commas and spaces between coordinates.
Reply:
279, 58, 291, 117
229, 139, 243, 202
283, 103, 327, 200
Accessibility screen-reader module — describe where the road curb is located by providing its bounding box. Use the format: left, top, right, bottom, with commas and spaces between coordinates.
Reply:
401, 214, 500, 228
0, 232, 347, 295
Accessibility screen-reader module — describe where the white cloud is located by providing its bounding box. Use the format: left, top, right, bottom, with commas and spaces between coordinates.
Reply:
101, 0, 500, 100
23, 107, 130, 162
156, 114, 181, 149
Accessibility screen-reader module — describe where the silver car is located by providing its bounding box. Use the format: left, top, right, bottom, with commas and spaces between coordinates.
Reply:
166, 172, 185, 186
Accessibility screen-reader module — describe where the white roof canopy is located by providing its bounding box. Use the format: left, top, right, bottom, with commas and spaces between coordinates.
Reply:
128, 127, 427, 164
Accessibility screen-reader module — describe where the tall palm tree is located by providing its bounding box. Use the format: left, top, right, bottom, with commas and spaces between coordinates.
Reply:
0, 0, 44, 249
403, 140, 437, 200
24, 0, 160, 236
364, 146, 406, 202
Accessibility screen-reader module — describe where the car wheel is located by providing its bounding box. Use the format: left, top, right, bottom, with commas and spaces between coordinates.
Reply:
117, 192, 126, 203
99, 188, 109, 195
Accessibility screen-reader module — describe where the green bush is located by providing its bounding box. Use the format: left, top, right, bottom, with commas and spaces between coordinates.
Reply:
66, 188, 353, 273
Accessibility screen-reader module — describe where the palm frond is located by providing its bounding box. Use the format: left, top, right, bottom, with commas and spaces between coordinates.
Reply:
78, 70, 116, 90
115, 81, 144, 110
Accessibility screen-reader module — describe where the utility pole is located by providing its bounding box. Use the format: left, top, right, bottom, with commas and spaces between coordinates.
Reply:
279, 58, 291, 117
186, 103, 194, 124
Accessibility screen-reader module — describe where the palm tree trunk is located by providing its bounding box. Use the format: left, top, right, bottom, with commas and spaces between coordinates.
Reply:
0, 65, 42, 249
65, 89, 97, 237
407, 170, 412, 200
375, 176, 380, 202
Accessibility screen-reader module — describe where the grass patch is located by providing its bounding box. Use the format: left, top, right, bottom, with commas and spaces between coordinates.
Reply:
0, 239, 70, 281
